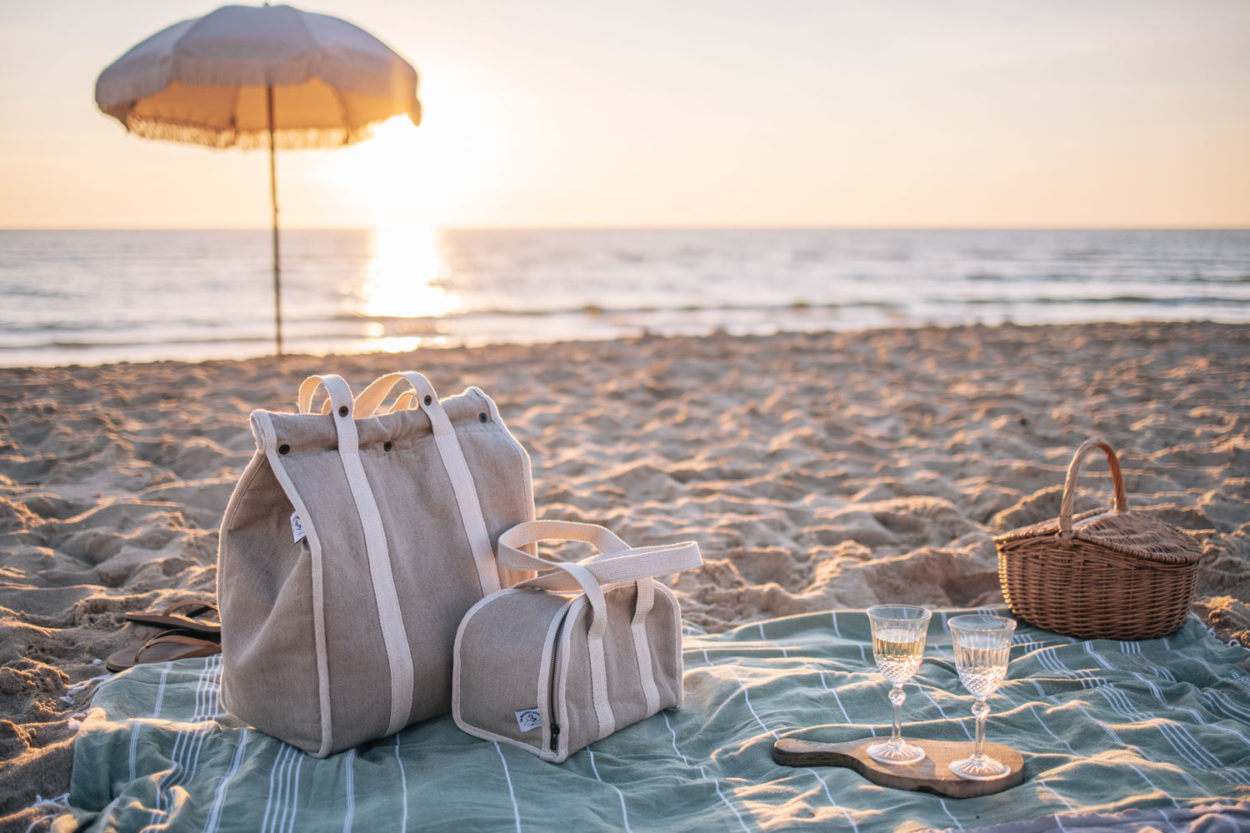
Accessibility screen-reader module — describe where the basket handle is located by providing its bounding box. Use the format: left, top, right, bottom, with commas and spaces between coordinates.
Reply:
1058, 438, 1129, 537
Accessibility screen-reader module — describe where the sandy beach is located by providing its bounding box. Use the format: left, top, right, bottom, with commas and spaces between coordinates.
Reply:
2, 320, 1248, 826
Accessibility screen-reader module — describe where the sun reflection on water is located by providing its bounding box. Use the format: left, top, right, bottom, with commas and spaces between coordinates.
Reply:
361, 224, 460, 324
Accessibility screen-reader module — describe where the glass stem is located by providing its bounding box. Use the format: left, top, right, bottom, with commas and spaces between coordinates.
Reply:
890, 683, 905, 746
972, 698, 988, 762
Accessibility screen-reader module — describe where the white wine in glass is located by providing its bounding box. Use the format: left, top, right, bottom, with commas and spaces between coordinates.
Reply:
865, 605, 931, 765
948, 614, 1017, 780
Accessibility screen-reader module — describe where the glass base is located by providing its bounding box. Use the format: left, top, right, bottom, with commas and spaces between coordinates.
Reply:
950, 755, 1011, 781
866, 739, 926, 765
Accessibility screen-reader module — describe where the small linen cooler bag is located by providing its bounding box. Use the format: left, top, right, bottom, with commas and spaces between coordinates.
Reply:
452, 520, 702, 762
218, 371, 535, 757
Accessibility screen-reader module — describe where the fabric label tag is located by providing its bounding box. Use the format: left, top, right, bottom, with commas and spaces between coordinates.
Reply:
290, 511, 306, 544
515, 708, 542, 732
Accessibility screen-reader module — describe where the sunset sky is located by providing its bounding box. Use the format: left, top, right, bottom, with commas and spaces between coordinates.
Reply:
2, 0, 1248, 229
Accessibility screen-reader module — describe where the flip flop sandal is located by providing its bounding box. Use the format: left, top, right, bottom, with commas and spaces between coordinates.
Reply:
124, 598, 220, 637
105, 630, 222, 673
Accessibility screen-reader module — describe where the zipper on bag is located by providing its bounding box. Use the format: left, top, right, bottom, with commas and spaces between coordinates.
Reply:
545, 606, 567, 756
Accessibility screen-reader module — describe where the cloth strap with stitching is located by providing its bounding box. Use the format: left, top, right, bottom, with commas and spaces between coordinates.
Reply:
497, 520, 702, 591
297, 374, 415, 739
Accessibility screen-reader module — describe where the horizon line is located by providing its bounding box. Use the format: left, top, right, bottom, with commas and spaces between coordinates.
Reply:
3, 224, 1249, 233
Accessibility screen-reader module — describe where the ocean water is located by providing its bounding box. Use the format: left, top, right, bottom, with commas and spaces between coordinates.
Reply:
2, 228, 1247, 366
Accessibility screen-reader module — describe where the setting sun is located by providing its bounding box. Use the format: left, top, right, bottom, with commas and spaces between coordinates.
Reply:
315, 86, 502, 229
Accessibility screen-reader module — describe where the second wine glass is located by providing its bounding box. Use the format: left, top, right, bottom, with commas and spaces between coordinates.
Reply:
865, 604, 931, 765
948, 614, 1017, 781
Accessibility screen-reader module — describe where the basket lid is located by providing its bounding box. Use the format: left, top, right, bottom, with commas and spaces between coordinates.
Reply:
994, 508, 1202, 566
994, 438, 1203, 566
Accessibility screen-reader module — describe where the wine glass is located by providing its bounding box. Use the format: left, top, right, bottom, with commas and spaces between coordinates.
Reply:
948, 614, 1017, 780
865, 605, 932, 765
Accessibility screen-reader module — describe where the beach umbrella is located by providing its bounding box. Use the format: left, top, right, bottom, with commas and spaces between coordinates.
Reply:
94, 3, 422, 355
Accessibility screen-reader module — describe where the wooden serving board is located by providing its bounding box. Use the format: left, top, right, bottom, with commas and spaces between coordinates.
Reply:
772, 737, 1024, 799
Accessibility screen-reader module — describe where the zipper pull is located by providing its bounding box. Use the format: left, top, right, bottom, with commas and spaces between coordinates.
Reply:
549, 723, 560, 751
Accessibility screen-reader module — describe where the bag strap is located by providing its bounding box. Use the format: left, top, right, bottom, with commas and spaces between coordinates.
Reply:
297, 374, 348, 415
352, 371, 438, 420
294, 374, 415, 739
352, 371, 501, 596
629, 575, 661, 715
497, 520, 702, 591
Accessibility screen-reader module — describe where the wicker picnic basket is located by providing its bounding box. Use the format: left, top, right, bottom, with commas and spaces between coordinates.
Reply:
994, 438, 1203, 641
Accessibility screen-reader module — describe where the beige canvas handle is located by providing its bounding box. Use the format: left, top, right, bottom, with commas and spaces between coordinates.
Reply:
497, 520, 702, 592
1058, 437, 1130, 538
352, 371, 441, 420
297, 374, 349, 417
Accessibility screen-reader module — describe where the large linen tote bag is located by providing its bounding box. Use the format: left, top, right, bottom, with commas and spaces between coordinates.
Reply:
218, 371, 535, 756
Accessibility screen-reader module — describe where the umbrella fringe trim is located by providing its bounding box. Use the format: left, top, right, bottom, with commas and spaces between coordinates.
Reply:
121, 115, 376, 149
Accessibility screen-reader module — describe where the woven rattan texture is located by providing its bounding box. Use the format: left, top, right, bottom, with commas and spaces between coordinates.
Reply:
996, 530, 1201, 640
994, 439, 1203, 641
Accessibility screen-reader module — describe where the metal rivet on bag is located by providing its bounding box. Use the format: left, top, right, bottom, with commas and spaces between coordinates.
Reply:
424, 395, 432, 406
384, 441, 393, 452
338, 405, 349, 417
479, 412, 488, 423
278, 444, 290, 455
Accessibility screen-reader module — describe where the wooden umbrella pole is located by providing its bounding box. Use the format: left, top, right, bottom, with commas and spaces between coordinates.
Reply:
267, 83, 283, 356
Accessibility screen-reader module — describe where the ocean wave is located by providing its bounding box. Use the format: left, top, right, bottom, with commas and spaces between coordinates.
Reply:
1004, 294, 1250, 306
13, 334, 280, 352
332, 299, 904, 324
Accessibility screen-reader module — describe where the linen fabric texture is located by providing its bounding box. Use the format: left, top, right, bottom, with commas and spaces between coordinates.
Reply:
217, 372, 535, 757
453, 521, 702, 762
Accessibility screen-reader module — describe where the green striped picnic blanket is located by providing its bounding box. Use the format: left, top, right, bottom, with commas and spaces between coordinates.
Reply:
57, 608, 1250, 832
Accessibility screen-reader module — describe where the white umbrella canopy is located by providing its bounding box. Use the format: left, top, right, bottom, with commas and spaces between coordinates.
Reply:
95, 3, 422, 353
